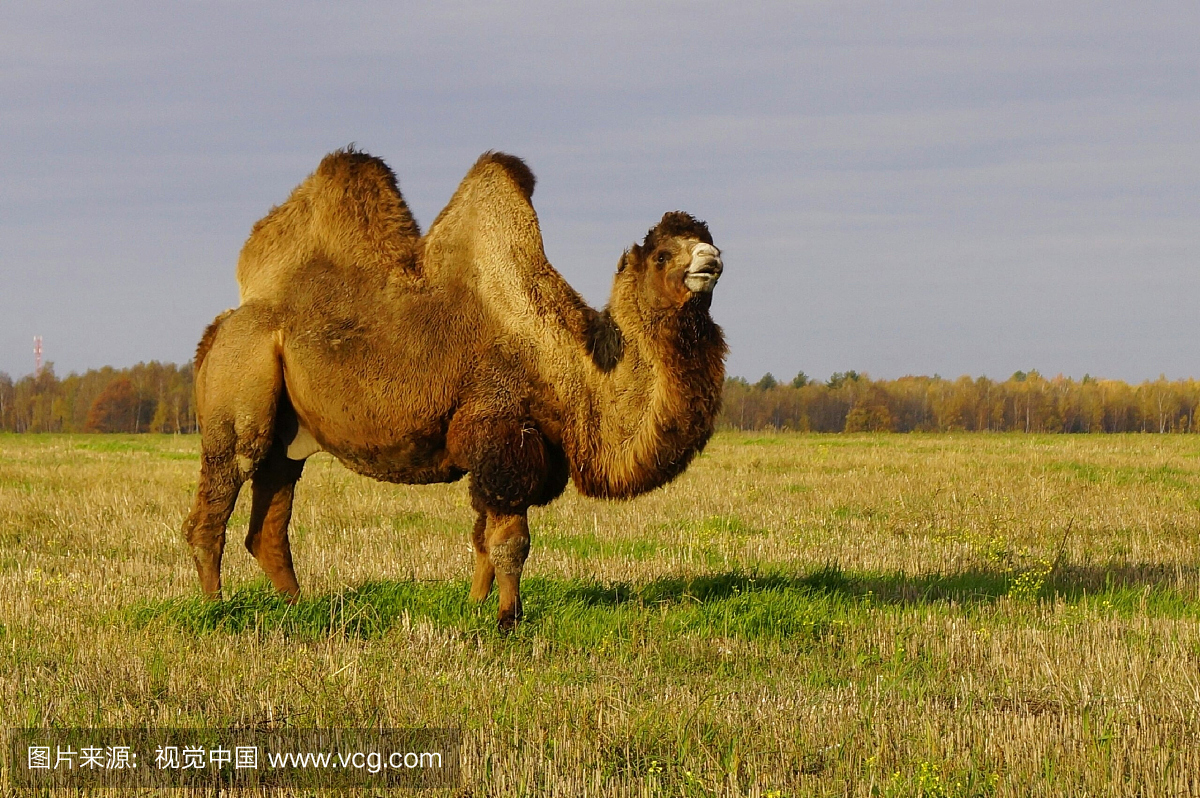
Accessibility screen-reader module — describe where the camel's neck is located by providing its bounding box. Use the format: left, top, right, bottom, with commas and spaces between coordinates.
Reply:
555, 297, 726, 499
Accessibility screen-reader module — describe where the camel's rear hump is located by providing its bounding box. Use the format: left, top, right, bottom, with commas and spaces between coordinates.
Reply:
236, 148, 422, 305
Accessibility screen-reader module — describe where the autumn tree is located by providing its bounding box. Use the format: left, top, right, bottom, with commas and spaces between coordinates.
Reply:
86, 378, 146, 432
844, 385, 894, 432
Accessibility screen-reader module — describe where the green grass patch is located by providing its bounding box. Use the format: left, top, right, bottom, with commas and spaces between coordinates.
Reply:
807, 436, 898, 448
73, 438, 159, 454
1049, 460, 1195, 490
540, 531, 662, 560
71, 436, 199, 460
155, 450, 200, 460
127, 569, 859, 646
128, 580, 488, 640
127, 563, 1200, 651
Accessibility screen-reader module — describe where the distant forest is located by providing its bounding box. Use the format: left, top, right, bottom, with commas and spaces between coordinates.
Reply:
2, 363, 1198, 434
0, 362, 196, 434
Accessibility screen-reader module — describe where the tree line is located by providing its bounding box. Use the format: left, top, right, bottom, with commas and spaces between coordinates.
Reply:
722, 371, 1200, 433
2, 362, 1198, 434
0, 362, 196, 433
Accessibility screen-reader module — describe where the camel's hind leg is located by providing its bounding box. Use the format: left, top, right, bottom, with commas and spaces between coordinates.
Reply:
183, 304, 284, 599
245, 438, 305, 599
183, 453, 243, 598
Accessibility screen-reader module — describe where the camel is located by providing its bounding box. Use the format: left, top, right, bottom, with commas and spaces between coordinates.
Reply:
184, 148, 726, 630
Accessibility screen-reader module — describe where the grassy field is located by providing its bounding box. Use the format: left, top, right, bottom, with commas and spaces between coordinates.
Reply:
1, 431, 1199, 796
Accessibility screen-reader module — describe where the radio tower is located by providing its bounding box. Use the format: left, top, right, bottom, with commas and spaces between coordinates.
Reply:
33, 336, 43, 377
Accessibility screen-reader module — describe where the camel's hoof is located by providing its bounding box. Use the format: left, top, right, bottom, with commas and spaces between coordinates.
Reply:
497, 614, 518, 634
497, 604, 522, 633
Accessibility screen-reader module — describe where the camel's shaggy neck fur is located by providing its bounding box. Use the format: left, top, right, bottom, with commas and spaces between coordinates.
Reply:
539, 268, 723, 499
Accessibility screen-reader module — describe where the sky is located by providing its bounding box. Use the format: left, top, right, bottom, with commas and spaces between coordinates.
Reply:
1, 1, 1197, 384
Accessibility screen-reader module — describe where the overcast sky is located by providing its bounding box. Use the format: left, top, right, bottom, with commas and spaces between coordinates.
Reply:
1, 1, 1197, 383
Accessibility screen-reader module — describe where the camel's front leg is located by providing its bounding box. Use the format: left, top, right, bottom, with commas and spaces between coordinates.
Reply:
482, 509, 531, 631
469, 494, 531, 631
450, 413, 547, 630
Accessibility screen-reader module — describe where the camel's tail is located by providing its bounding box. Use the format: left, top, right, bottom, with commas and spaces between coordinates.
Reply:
194, 309, 237, 373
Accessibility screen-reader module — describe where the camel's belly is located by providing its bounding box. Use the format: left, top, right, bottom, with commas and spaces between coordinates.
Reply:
285, 416, 463, 485
279, 346, 463, 483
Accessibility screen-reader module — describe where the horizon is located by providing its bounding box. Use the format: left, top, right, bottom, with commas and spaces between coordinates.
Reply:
4, 352, 1196, 388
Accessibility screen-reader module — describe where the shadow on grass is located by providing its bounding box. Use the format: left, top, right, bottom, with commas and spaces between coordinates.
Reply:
558, 562, 1199, 610
127, 561, 1199, 643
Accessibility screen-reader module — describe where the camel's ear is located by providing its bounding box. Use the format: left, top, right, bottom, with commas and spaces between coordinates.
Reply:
619, 244, 643, 273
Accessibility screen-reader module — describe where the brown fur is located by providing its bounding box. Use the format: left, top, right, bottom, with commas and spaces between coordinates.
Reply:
184, 149, 727, 629
236, 146, 423, 303
194, 308, 235, 373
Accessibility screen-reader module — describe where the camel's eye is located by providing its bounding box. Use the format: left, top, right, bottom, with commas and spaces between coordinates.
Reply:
655, 251, 669, 267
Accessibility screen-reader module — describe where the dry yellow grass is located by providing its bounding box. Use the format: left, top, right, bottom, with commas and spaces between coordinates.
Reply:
1, 432, 1199, 796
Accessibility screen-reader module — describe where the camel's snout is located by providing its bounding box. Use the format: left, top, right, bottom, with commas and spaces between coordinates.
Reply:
685, 243, 723, 293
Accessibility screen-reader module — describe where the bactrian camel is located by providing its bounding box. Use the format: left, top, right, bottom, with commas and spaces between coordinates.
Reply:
184, 149, 726, 629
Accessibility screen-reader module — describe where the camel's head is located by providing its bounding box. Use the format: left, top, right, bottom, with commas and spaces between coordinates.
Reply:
617, 212, 723, 311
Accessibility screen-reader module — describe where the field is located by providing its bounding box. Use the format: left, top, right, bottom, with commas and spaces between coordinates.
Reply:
2, 432, 1200, 796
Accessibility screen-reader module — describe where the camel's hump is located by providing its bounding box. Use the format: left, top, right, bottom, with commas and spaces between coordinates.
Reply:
314, 147, 404, 197
470, 151, 536, 200
236, 147, 421, 304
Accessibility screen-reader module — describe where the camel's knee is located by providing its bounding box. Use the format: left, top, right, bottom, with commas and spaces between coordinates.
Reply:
188, 457, 242, 517
187, 532, 226, 561
489, 531, 530, 576
477, 507, 530, 574
183, 514, 217, 548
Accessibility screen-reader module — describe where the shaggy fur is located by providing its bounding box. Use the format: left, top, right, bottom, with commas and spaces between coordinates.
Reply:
183, 149, 727, 630
584, 308, 624, 372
